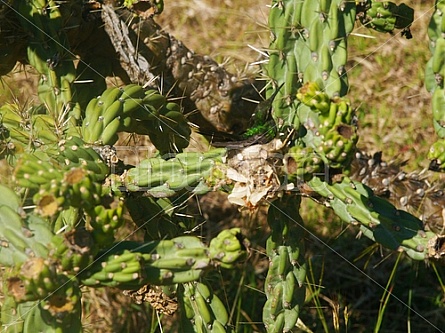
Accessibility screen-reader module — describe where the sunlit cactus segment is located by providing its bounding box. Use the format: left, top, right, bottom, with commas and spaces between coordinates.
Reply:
58, 136, 110, 182
285, 82, 358, 178
0, 190, 53, 266
87, 200, 126, 248
117, 149, 225, 194
80, 229, 249, 289
266, 0, 356, 129
0, 103, 61, 159
13, 143, 111, 219
81, 84, 190, 152
208, 228, 250, 269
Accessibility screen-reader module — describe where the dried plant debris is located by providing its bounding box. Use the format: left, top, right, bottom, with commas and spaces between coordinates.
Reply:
123, 284, 178, 315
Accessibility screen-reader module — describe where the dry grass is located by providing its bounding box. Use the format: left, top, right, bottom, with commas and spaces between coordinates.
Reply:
348, 0, 436, 170
156, 0, 270, 65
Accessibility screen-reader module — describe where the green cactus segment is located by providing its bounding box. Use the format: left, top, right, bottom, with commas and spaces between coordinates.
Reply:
0, 186, 82, 328
0, 103, 61, 159
79, 242, 200, 289
88, 199, 126, 248
81, 84, 190, 153
426, 1, 445, 170
0, 187, 53, 266
357, 1, 414, 35
0, 296, 31, 333
81, 85, 141, 145
263, 196, 306, 333
285, 82, 358, 178
13, 136, 111, 217
20, 278, 82, 333
58, 136, 110, 182
80, 229, 248, 288
308, 177, 440, 260
15, 155, 99, 216
266, 0, 356, 128
7, 257, 60, 303
0, 183, 21, 211
136, 100, 191, 155
14, 0, 78, 120
179, 281, 232, 333
431, 88, 445, 138
14, 152, 63, 190
13, 135, 121, 247
208, 228, 250, 269
0, 205, 45, 265
115, 149, 226, 195
50, 228, 96, 274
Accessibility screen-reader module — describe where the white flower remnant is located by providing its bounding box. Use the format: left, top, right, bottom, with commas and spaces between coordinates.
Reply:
225, 142, 293, 208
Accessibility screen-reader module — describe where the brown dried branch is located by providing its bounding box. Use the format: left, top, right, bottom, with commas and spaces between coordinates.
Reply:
101, 3, 262, 134
351, 151, 445, 234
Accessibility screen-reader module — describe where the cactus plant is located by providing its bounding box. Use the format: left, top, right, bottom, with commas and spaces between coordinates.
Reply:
0, 0, 444, 332
426, 0, 445, 171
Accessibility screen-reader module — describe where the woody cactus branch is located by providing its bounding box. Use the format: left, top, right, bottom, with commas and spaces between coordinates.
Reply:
350, 151, 445, 234
100, 1, 262, 134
